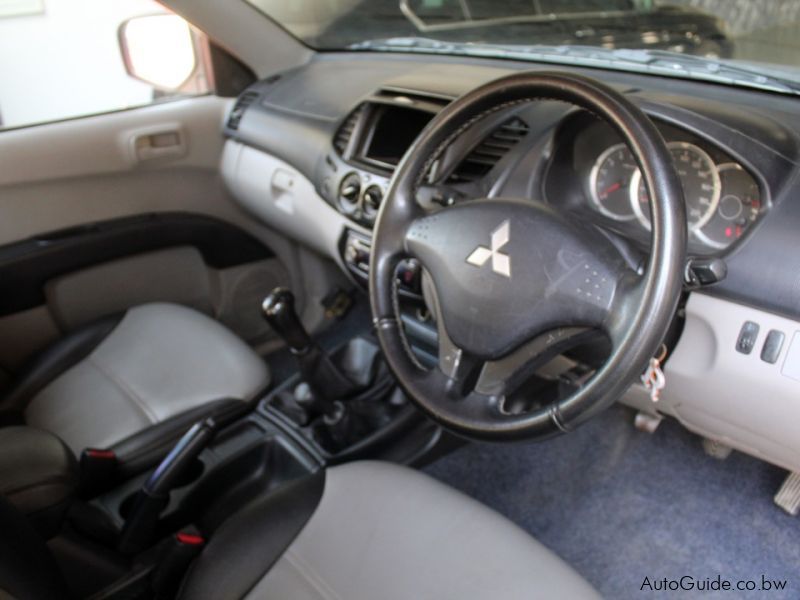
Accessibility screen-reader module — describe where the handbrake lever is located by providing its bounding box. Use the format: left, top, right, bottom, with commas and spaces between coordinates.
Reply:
118, 418, 217, 555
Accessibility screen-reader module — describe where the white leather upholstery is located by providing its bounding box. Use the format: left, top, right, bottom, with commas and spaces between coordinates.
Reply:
248, 461, 600, 600
24, 303, 269, 453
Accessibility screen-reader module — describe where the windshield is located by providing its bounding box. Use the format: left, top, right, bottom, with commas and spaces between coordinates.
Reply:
245, 0, 800, 94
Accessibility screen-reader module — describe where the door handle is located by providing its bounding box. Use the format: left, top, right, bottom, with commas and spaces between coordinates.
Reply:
125, 123, 187, 163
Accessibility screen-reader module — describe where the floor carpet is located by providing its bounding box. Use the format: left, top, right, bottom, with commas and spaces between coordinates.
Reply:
424, 405, 800, 599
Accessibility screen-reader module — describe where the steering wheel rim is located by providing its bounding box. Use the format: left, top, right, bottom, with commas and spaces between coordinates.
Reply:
369, 71, 687, 441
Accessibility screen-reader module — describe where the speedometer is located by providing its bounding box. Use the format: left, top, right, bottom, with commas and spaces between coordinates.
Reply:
694, 163, 761, 249
588, 143, 637, 221
629, 141, 720, 231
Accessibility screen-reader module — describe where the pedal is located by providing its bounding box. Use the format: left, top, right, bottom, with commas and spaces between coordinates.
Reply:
634, 411, 662, 434
774, 472, 800, 516
702, 438, 733, 460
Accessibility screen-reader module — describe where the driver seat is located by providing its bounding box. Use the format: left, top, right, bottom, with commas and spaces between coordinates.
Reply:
0, 461, 600, 599
180, 461, 599, 599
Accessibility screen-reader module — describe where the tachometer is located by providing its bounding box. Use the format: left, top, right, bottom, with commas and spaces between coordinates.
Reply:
588, 143, 637, 221
630, 141, 720, 231
695, 163, 761, 249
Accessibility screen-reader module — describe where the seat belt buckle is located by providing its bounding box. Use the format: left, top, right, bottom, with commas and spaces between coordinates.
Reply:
150, 529, 206, 598
79, 448, 118, 497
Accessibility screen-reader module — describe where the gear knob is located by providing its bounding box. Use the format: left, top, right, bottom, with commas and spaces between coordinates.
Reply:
261, 288, 313, 353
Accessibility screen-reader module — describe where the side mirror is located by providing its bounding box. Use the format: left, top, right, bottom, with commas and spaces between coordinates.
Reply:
119, 14, 197, 91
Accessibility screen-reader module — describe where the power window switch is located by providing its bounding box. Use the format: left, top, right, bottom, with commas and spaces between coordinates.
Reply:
760, 330, 785, 364
736, 321, 760, 355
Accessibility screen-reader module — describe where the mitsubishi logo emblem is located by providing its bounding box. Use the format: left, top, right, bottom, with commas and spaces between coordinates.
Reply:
466, 220, 511, 278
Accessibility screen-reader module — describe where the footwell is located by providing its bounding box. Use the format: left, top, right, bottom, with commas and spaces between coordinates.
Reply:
425, 405, 799, 599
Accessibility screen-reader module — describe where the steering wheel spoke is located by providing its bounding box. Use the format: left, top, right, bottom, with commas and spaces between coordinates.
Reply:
605, 271, 648, 351
437, 328, 481, 384
474, 327, 595, 397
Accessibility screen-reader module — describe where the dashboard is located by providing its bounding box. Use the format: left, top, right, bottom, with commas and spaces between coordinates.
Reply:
311, 87, 772, 272
219, 52, 800, 475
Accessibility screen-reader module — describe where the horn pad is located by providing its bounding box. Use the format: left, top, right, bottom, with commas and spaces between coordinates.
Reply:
405, 198, 622, 360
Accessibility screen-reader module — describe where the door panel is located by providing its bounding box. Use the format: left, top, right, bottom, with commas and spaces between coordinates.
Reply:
0, 96, 228, 191
46, 246, 213, 330
0, 212, 273, 317
0, 96, 346, 380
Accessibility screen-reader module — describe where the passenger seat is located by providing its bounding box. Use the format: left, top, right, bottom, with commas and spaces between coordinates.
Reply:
0, 303, 270, 476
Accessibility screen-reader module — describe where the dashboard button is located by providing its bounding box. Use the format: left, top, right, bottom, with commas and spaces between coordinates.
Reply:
760, 329, 785, 364
735, 321, 760, 355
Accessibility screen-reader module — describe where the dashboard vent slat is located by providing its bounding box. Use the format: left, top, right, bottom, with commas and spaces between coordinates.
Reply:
333, 104, 364, 156
372, 88, 452, 110
447, 117, 529, 183
227, 91, 259, 131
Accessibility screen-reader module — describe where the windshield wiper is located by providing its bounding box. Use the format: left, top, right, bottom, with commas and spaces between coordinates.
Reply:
348, 38, 800, 96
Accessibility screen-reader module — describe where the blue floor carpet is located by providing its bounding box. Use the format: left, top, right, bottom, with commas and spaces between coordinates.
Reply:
424, 406, 800, 599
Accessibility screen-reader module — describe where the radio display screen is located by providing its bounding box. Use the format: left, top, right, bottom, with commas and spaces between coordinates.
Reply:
362, 105, 435, 168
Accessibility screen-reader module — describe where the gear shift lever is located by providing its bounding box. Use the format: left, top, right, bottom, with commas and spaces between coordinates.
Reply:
262, 288, 359, 415
261, 288, 313, 354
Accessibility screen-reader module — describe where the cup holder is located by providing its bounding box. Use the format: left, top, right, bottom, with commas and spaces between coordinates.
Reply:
171, 457, 205, 488
119, 491, 137, 520
118, 458, 205, 520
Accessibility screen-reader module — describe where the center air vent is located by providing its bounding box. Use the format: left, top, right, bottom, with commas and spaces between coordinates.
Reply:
447, 117, 529, 183
227, 91, 259, 131
363, 185, 384, 219
338, 173, 362, 214
333, 104, 364, 156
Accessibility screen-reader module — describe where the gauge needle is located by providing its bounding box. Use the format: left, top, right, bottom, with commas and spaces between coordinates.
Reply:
600, 181, 623, 199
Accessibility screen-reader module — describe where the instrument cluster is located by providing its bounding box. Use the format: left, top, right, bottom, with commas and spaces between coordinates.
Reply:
547, 117, 766, 254
588, 139, 761, 250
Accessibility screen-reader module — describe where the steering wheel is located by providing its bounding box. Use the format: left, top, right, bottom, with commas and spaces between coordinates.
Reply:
369, 72, 686, 441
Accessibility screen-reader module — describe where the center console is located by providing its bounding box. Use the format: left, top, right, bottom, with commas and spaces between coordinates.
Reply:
340, 227, 437, 366
319, 91, 453, 368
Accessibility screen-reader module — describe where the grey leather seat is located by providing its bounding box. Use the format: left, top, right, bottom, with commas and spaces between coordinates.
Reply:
180, 461, 600, 599
1, 303, 269, 474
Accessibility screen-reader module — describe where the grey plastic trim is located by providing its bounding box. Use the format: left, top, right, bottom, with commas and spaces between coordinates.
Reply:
221, 140, 370, 274
0, 96, 233, 187
622, 293, 800, 473
45, 247, 212, 331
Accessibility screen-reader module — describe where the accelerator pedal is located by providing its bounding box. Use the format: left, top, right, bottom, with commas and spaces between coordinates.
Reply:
774, 472, 800, 516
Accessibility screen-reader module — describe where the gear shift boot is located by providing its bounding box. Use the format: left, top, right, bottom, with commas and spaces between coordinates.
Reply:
262, 288, 361, 414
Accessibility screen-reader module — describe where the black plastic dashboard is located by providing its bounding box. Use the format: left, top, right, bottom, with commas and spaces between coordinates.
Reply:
223, 52, 800, 321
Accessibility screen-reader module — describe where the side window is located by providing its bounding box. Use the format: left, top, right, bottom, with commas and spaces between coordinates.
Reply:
0, 0, 211, 130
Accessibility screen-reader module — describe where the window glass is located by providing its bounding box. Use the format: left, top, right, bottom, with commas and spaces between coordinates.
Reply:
0, 0, 210, 130
245, 0, 800, 94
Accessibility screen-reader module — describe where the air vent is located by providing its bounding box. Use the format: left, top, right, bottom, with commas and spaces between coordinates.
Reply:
372, 88, 451, 109
338, 172, 362, 215
447, 117, 529, 183
363, 185, 384, 219
226, 91, 259, 131
333, 104, 364, 156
